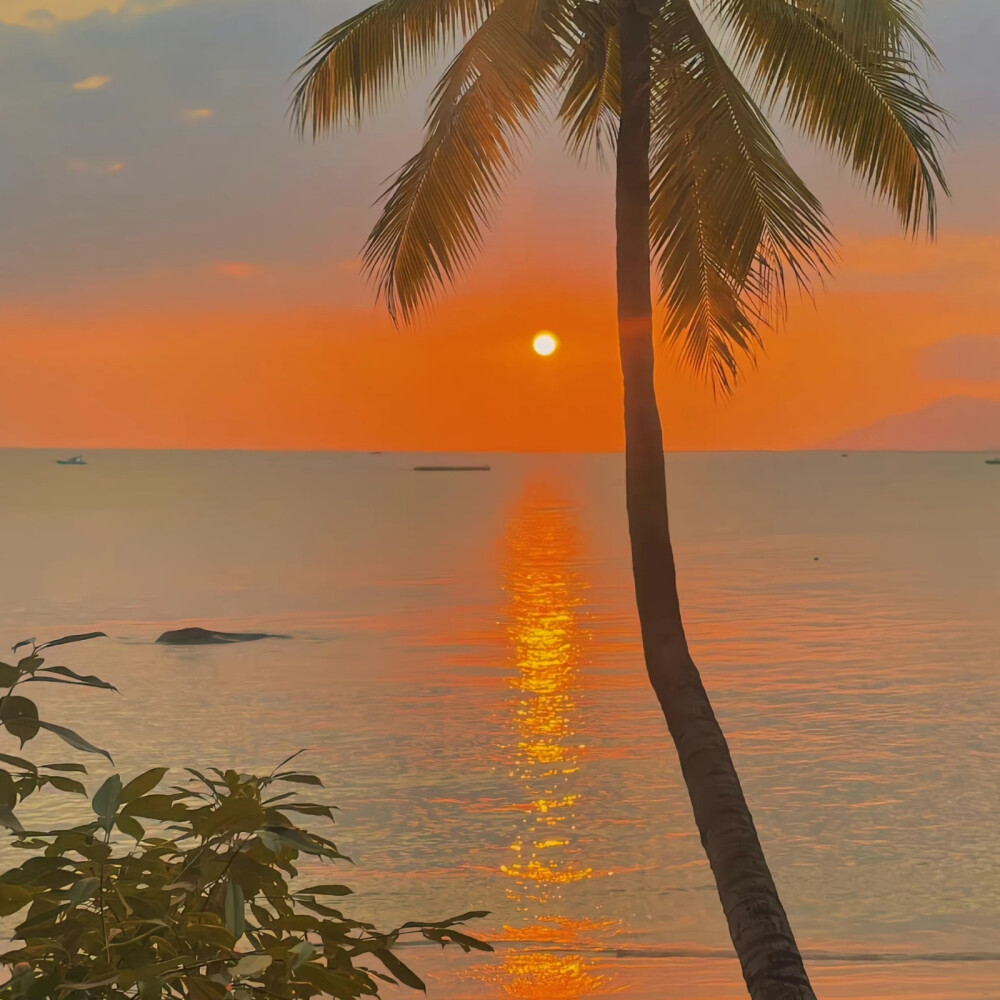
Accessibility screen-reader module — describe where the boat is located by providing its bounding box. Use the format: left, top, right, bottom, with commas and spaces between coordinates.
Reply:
986, 458, 1000, 465
56, 455, 86, 466
413, 465, 491, 472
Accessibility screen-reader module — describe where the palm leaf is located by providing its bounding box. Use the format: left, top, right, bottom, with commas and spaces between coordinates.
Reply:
708, 0, 949, 234
650, 0, 834, 391
290, 0, 491, 134
786, 0, 939, 63
557, 0, 621, 160
363, 0, 565, 322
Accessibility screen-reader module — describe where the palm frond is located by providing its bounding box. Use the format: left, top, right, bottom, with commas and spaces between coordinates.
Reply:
654, 152, 763, 393
650, 0, 834, 393
708, 0, 949, 235
789, 0, 939, 63
557, 0, 621, 161
363, 0, 565, 322
290, 0, 490, 135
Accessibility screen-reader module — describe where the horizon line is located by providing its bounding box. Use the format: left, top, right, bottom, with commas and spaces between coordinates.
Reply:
3, 446, 999, 456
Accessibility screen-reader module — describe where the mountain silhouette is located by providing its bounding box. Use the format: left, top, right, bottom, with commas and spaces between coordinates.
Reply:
825, 396, 1000, 451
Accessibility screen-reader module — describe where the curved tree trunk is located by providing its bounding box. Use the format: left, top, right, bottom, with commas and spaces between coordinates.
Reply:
614, 4, 817, 998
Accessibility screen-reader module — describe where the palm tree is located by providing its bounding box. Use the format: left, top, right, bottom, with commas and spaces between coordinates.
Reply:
291, 2, 947, 997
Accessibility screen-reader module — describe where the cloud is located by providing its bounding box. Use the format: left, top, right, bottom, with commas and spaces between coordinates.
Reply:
1, 0, 188, 28
72, 74, 111, 90
213, 261, 262, 279
833, 233, 1000, 296
921, 335, 1000, 382
21, 9, 57, 25
183, 107, 213, 120
67, 158, 124, 175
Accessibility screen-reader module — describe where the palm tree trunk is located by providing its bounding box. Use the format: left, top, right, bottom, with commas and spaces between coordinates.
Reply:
615, 4, 817, 999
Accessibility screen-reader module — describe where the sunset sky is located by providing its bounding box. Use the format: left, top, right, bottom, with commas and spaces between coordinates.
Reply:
1, 0, 998, 451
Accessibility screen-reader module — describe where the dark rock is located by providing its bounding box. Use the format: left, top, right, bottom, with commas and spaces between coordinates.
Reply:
156, 627, 286, 645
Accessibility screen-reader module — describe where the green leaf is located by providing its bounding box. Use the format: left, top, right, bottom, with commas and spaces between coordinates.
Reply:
92, 773, 123, 830
34, 721, 113, 763
256, 829, 283, 855
282, 802, 337, 820
16, 656, 44, 674
0, 753, 37, 773
45, 775, 87, 795
249, 901, 274, 926
295, 884, 353, 897
272, 749, 308, 771
56, 973, 120, 992
36, 631, 108, 651
438, 929, 494, 952
0, 883, 34, 916
66, 876, 101, 905
116, 814, 146, 841
0, 770, 17, 809
202, 797, 265, 837
40, 762, 87, 773
121, 793, 184, 821
274, 772, 323, 786
375, 947, 426, 991
31, 665, 118, 691
0, 695, 40, 745
182, 977, 228, 1000
45, 664, 114, 686
295, 897, 347, 918
262, 791, 296, 805
23, 678, 109, 693
229, 953, 271, 979
184, 923, 236, 950
266, 827, 329, 856
0, 663, 20, 687
296, 963, 365, 996
139, 980, 163, 1000
185, 767, 219, 789
0, 805, 24, 833
224, 880, 245, 942
288, 941, 315, 972
120, 767, 169, 802
268, 914, 321, 933
11, 639, 34, 655
401, 910, 490, 928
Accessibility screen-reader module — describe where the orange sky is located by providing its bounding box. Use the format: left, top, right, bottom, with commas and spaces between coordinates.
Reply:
5, 225, 1000, 452
1, 0, 999, 451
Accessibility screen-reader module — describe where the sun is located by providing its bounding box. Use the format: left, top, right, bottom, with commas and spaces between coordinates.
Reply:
533, 332, 559, 357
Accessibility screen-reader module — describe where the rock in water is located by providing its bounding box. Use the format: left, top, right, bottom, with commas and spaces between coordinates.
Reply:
156, 627, 284, 645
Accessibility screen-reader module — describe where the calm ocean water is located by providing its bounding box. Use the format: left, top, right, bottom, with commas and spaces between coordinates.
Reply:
0, 449, 998, 999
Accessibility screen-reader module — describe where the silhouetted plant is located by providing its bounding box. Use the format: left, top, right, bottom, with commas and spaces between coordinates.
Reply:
0, 631, 114, 834
0, 634, 490, 999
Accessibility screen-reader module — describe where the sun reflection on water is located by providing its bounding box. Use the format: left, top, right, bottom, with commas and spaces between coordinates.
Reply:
474, 483, 616, 998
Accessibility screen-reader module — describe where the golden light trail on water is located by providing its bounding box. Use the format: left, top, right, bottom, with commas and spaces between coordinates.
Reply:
468, 483, 614, 999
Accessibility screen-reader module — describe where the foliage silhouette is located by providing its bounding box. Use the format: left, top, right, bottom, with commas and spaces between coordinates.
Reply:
0, 634, 490, 1000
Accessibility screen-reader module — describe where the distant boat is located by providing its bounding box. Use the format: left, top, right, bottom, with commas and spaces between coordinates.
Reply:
413, 465, 491, 472
986, 458, 1000, 465
840, 453, 849, 458
56, 455, 86, 465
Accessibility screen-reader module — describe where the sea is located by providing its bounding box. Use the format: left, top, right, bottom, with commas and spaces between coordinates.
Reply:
0, 449, 998, 999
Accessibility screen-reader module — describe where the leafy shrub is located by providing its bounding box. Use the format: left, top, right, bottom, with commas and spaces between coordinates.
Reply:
0, 632, 115, 834
0, 634, 490, 999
